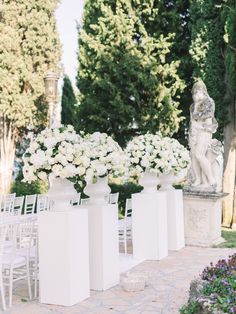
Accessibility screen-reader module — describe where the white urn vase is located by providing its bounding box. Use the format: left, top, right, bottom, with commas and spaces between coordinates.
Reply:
83, 176, 111, 205
139, 170, 159, 194
47, 177, 77, 211
159, 172, 175, 191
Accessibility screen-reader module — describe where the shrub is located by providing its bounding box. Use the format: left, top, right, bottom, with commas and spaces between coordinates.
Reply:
180, 254, 236, 314
11, 172, 48, 196
109, 182, 143, 216
180, 301, 201, 314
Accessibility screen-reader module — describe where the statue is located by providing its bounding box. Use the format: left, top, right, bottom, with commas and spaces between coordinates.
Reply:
188, 80, 223, 192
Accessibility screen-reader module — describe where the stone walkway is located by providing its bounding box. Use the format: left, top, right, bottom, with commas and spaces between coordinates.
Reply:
4, 247, 235, 314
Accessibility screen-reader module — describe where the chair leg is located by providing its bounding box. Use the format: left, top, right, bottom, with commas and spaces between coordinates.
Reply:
0, 272, 6, 311
34, 262, 38, 298
26, 259, 32, 300
124, 229, 127, 255
9, 267, 13, 308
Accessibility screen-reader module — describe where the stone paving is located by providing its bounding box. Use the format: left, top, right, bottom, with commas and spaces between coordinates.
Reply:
3, 247, 235, 314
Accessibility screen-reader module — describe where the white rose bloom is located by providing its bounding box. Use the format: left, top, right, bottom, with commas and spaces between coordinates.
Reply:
44, 137, 57, 148
23, 165, 37, 182
77, 166, 86, 176
30, 150, 46, 167
51, 165, 62, 177
28, 142, 39, 154
63, 164, 76, 177
37, 171, 48, 181
140, 157, 149, 168
47, 157, 55, 165
66, 125, 74, 132
80, 156, 90, 168
96, 165, 107, 176
55, 153, 68, 166
66, 154, 74, 162
45, 148, 53, 156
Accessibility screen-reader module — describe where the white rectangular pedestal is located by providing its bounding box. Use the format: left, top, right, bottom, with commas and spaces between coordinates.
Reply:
87, 204, 119, 290
38, 209, 90, 306
132, 192, 168, 260
166, 189, 185, 250
183, 191, 225, 247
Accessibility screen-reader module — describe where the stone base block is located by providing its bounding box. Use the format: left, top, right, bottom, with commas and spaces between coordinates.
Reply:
183, 191, 226, 247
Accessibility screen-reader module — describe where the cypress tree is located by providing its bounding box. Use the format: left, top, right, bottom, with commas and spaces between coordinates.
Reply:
61, 75, 78, 127
0, 0, 61, 194
77, 0, 185, 147
189, 0, 226, 139
221, 0, 236, 227
144, 0, 192, 144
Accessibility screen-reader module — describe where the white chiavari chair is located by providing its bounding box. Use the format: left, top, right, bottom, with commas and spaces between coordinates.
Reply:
118, 198, 132, 254
71, 193, 81, 206
17, 217, 38, 298
23, 195, 37, 215
36, 194, 48, 213
1, 217, 34, 308
80, 198, 90, 205
1, 194, 16, 215
0, 223, 8, 310
109, 192, 119, 204
13, 196, 25, 215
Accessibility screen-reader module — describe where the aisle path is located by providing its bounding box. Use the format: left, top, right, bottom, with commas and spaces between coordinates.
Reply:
7, 247, 235, 314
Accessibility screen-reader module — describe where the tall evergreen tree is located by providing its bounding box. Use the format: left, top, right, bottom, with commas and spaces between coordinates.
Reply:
77, 0, 185, 147
61, 75, 78, 127
189, 0, 236, 226
221, 0, 236, 227
144, 0, 192, 143
0, 0, 61, 194
189, 0, 226, 139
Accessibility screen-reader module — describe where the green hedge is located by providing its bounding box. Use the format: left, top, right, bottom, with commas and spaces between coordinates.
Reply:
11, 172, 48, 196
109, 182, 143, 216
11, 177, 142, 215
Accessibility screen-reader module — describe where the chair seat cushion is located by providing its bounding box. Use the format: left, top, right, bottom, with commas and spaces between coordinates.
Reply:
2, 254, 26, 267
118, 217, 132, 229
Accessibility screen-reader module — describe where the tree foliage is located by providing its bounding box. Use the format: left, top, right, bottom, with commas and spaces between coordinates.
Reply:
0, 0, 61, 130
61, 75, 78, 127
223, 0, 236, 96
146, 0, 192, 143
189, 0, 227, 139
0, 0, 61, 193
221, 0, 236, 227
77, 0, 185, 146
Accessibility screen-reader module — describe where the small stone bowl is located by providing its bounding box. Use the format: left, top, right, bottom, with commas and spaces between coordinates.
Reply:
121, 272, 147, 292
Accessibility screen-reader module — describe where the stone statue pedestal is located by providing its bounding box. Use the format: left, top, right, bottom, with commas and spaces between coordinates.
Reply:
183, 189, 226, 247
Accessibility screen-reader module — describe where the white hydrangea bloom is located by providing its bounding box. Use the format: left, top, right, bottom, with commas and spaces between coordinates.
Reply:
23, 125, 83, 183
125, 133, 190, 176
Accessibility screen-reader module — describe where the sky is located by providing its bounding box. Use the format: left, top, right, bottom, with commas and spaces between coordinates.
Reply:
55, 0, 85, 89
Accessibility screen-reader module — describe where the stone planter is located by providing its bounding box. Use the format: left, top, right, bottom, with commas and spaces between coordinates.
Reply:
84, 176, 111, 205
47, 177, 77, 211
159, 172, 175, 191
139, 170, 159, 194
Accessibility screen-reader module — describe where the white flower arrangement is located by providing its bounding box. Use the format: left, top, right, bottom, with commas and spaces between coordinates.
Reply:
23, 128, 129, 185
23, 125, 84, 183
125, 133, 190, 176
82, 132, 129, 183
